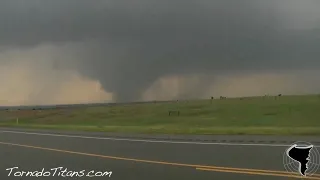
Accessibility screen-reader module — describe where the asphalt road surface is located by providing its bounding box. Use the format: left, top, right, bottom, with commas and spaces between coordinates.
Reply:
0, 128, 319, 180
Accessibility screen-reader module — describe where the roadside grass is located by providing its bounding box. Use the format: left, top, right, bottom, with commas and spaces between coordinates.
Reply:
1, 94, 320, 135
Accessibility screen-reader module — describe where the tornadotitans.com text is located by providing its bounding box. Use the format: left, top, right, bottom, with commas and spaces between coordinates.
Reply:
6, 167, 112, 178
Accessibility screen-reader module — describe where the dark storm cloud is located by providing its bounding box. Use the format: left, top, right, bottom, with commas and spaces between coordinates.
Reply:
1, 0, 320, 101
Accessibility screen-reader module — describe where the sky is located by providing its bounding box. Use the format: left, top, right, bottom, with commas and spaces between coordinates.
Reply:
0, 0, 320, 105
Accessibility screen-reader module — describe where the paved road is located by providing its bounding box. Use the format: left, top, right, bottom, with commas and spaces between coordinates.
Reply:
0, 128, 319, 180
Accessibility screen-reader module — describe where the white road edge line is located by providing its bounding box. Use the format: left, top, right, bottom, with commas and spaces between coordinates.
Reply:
0, 130, 319, 147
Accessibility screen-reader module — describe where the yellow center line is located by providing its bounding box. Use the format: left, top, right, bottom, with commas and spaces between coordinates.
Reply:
0, 141, 319, 179
196, 168, 320, 180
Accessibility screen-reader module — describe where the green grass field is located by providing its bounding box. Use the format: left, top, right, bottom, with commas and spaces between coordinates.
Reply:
1, 94, 320, 135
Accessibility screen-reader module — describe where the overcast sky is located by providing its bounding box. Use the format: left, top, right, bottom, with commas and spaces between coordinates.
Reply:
1, 0, 320, 105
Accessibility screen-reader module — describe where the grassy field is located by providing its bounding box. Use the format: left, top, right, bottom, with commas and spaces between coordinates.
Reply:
0, 94, 320, 135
